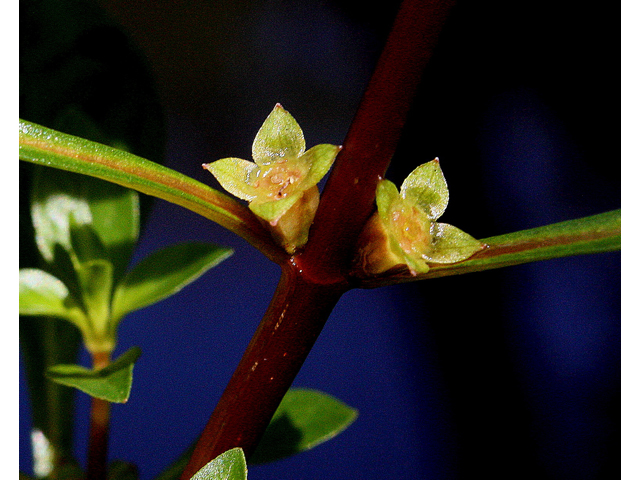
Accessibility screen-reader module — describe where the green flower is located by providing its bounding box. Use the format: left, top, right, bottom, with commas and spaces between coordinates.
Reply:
356, 159, 485, 276
203, 104, 341, 253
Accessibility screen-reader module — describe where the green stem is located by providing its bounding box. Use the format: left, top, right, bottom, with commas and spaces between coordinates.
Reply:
356, 210, 621, 287
19, 120, 286, 264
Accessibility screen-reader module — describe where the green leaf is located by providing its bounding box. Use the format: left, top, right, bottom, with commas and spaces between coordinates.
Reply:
249, 388, 358, 464
69, 219, 108, 264
111, 242, 233, 323
422, 222, 486, 263
30, 167, 139, 282
47, 347, 142, 403
297, 144, 342, 191
74, 259, 114, 351
252, 104, 305, 165
359, 210, 621, 286
31, 168, 94, 264
190, 448, 247, 480
19, 269, 85, 326
401, 159, 449, 220
249, 191, 304, 223
375, 179, 400, 218
81, 179, 139, 283
203, 158, 259, 202
19, 120, 283, 262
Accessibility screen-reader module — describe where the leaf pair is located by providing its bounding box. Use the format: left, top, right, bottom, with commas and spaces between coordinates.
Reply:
20, 167, 232, 400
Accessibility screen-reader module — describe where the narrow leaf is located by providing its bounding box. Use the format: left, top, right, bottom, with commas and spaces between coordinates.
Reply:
19, 120, 284, 262
111, 242, 233, 323
69, 220, 108, 265
249, 388, 358, 464
75, 259, 114, 338
190, 448, 247, 480
47, 347, 142, 403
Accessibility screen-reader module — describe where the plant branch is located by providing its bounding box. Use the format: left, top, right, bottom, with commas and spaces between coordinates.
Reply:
19, 120, 287, 264
181, 0, 457, 476
300, 0, 457, 282
355, 209, 621, 287
87, 352, 112, 480
181, 264, 348, 479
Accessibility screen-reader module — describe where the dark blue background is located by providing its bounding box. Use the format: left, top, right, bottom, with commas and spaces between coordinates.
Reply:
20, 0, 620, 478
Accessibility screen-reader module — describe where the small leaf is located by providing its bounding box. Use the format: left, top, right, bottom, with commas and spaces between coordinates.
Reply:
19, 269, 85, 327
422, 222, 486, 263
401, 159, 449, 220
111, 242, 233, 323
203, 158, 259, 202
75, 259, 114, 336
297, 144, 342, 191
375, 179, 400, 218
69, 219, 108, 264
249, 191, 303, 223
190, 448, 247, 480
47, 347, 142, 403
252, 104, 305, 165
249, 388, 358, 464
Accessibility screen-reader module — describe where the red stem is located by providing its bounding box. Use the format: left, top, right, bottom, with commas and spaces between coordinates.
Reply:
181, 0, 455, 476
181, 264, 348, 478
300, 0, 456, 281
87, 352, 111, 480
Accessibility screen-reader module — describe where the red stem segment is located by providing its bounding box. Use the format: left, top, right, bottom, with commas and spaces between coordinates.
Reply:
181, 0, 455, 476
181, 264, 348, 478
300, 0, 456, 282
87, 352, 112, 480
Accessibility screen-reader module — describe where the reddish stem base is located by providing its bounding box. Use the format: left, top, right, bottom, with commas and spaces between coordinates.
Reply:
181, 263, 348, 478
